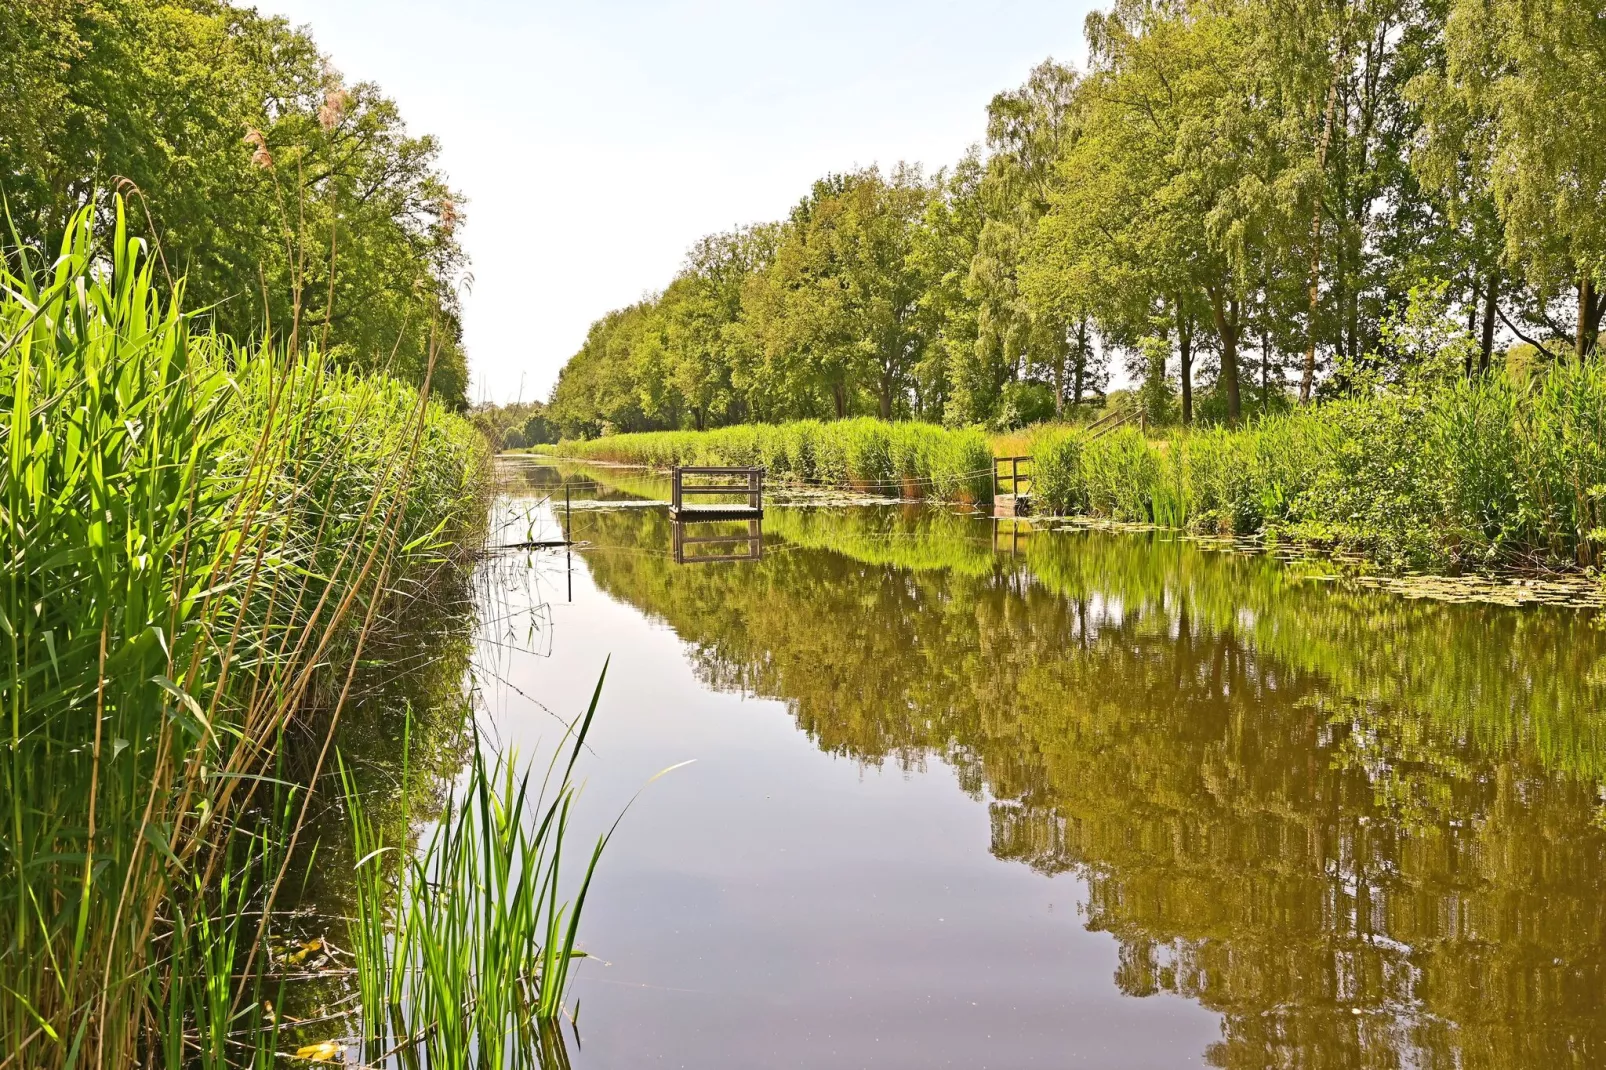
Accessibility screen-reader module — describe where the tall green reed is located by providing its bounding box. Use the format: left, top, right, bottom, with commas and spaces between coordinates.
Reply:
544, 418, 995, 503
1021, 369, 1606, 571
0, 197, 486, 1066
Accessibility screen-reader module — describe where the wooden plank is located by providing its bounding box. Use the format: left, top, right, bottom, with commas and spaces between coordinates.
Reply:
675, 466, 765, 475
670, 506, 763, 521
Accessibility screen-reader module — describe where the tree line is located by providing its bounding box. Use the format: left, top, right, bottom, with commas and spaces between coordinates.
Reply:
548, 0, 1606, 438
1, 0, 470, 405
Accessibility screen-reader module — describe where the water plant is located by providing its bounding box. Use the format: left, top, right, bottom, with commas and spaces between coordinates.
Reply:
0, 198, 486, 1065
339, 660, 681, 1069
1017, 370, 1606, 571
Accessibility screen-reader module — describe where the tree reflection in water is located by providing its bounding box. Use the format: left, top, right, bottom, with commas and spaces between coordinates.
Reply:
573, 499, 1606, 1070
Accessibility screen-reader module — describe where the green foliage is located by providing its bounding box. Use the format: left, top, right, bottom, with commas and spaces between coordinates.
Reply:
471, 400, 556, 451
0, 200, 484, 1065
0, 0, 469, 403
1014, 367, 1606, 570
342, 674, 620, 1068
1028, 425, 1087, 516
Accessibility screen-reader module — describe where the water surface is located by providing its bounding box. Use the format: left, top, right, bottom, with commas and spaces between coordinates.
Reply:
485, 457, 1606, 1069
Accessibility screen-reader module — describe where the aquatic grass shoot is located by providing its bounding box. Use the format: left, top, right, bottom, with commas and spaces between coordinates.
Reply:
341, 663, 677, 1068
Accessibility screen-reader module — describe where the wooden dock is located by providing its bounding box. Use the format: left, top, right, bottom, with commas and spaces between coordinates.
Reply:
669, 465, 764, 521
993, 456, 1033, 518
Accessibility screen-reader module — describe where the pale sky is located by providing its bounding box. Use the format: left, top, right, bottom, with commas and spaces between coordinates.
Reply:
254, 1, 1098, 404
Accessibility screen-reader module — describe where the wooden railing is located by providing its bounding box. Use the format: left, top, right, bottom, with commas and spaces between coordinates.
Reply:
994, 455, 1034, 499
670, 465, 764, 519
1084, 405, 1148, 443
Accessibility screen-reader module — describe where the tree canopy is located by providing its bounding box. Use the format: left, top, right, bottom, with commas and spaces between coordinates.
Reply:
0, 0, 469, 404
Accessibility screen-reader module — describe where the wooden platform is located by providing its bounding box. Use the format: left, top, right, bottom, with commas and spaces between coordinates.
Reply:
670, 465, 766, 563
669, 504, 763, 521
671, 465, 764, 518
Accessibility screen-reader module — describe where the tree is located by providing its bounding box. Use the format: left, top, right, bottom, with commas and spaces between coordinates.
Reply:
1430, 0, 1606, 360
742, 168, 932, 419
0, 0, 469, 403
956, 60, 1084, 425
909, 152, 986, 419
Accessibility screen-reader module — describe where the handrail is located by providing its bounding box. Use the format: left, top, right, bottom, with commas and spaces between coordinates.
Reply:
671, 465, 764, 514
1085, 406, 1147, 443
993, 455, 1033, 497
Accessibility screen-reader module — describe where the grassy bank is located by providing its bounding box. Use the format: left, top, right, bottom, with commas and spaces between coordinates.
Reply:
0, 202, 488, 1064
549, 362, 1606, 572
1028, 368, 1606, 570
543, 418, 996, 503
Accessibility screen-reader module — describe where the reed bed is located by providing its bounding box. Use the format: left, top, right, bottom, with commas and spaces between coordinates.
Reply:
0, 200, 487, 1066
1024, 370, 1606, 571
542, 419, 995, 503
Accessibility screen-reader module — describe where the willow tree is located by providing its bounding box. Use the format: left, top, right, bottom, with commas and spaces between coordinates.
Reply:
741, 168, 932, 420
1032, 1, 1303, 424
954, 60, 1084, 424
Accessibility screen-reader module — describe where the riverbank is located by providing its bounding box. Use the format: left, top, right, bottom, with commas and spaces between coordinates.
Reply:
543, 418, 996, 503
0, 204, 489, 1065
539, 364, 1606, 574
1029, 365, 1606, 571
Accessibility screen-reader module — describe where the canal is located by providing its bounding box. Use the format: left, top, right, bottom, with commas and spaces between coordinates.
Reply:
475, 455, 1606, 1069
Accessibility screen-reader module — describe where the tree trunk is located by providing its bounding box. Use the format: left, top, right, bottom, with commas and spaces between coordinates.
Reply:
1578, 275, 1603, 360
1072, 315, 1088, 406
831, 380, 847, 419
1261, 327, 1271, 415
1176, 297, 1193, 425
878, 373, 892, 420
1480, 268, 1499, 373
1053, 323, 1066, 418
1262, 267, 1272, 414
1209, 288, 1242, 425
1302, 60, 1343, 404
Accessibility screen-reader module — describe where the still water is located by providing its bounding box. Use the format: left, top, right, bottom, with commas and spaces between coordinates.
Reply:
481, 457, 1606, 1069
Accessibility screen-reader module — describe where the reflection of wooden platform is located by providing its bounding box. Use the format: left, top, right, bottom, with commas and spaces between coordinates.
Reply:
672, 518, 763, 563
